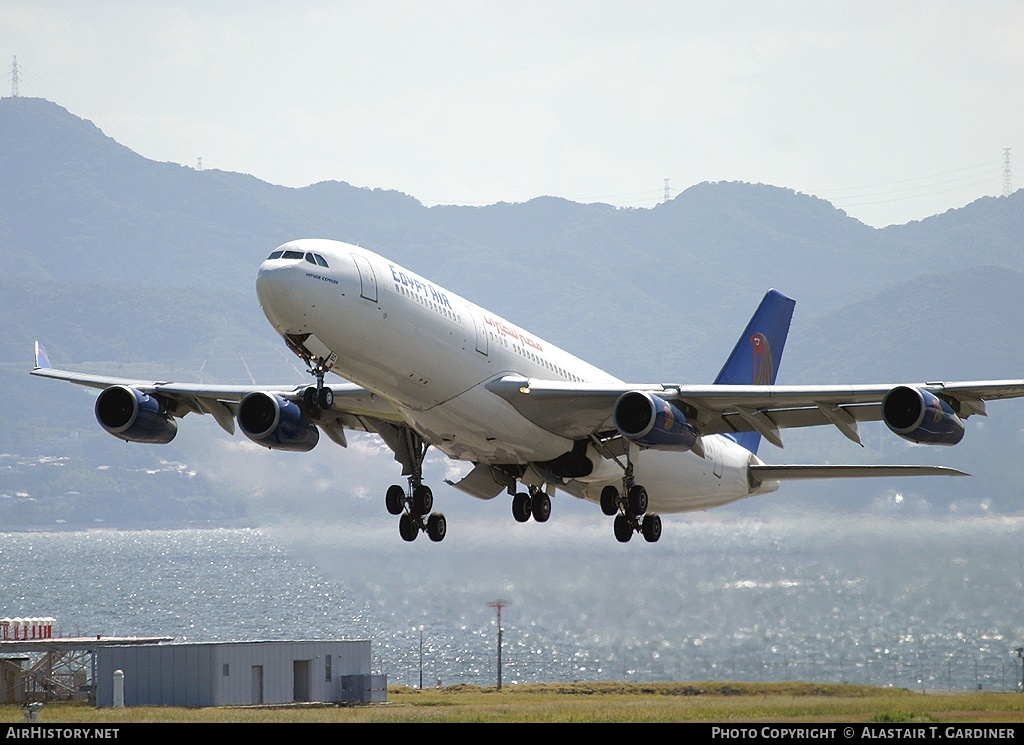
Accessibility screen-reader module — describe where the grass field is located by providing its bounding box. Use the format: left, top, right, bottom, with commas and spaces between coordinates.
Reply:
2, 682, 1024, 723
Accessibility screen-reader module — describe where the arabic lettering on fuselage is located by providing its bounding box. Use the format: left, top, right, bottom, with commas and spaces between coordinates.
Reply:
484, 314, 544, 352
389, 265, 453, 309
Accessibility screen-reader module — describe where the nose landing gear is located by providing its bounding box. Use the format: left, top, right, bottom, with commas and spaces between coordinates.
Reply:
302, 359, 334, 412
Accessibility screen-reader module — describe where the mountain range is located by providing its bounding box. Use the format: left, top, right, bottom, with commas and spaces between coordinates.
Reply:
1, 96, 1021, 529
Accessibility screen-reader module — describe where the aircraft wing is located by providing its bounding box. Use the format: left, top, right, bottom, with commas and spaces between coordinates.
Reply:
30, 342, 404, 443
485, 375, 1024, 448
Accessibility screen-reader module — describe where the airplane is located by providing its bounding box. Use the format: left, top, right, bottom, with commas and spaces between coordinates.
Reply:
30, 238, 1024, 543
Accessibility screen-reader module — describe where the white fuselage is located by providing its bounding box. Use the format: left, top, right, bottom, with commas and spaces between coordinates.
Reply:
255, 239, 775, 513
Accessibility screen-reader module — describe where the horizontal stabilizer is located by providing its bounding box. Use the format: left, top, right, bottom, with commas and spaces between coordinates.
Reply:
749, 464, 968, 484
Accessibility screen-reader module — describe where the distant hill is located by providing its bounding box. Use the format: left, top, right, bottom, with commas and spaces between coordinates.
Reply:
1, 95, 1021, 528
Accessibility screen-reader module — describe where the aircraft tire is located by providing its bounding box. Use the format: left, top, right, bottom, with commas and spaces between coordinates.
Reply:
512, 492, 532, 523
613, 514, 633, 543
627, 485, 648, 516
412, 485, 433, 515
385, 484, 405, 515
318, 387, 334, 410
600, 485, 619, 516
399, 513, 418, 542
642, 514, 662, 543
531, 493, 551, 523
427, 513, 447, 542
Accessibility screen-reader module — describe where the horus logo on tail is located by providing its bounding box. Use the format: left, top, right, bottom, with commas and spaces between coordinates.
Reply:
750, 333, 774, 385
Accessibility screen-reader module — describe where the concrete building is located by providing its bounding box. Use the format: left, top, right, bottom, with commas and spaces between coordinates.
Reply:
94, 640, 385, 707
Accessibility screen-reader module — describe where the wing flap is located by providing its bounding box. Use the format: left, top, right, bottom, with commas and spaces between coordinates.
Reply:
749, 464, 969, 486
444, 463, 515, 500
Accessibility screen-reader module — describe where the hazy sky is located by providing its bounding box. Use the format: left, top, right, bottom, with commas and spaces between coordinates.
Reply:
2, 1, 1021, 227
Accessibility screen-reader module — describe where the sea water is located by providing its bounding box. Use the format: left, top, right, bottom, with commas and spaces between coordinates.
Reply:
1, 515, 1022, 691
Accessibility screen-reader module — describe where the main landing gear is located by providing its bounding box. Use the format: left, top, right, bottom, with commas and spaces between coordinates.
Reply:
599, 459, 662, 543
293, 353, 446, 544
384, 429, 446, 542
511, 486, 551, 524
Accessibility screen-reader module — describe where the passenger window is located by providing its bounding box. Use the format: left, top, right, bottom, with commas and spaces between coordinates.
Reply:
315, 254, 330, 268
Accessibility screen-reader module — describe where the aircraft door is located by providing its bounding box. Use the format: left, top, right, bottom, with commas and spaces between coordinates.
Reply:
350, 254, 378, 302
472, 312, 489, 356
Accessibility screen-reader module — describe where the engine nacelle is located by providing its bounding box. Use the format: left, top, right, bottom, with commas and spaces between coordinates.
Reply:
95, 385, 177, 444
613, 391, 699, 451
881, 385, 965, 446
237, 392, 319, 452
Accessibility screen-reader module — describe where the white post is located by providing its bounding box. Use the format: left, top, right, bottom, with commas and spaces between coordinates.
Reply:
113, 670, 124, 708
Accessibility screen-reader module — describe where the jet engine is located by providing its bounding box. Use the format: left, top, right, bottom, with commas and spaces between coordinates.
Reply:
613, 391, 699, 451
881, 385, 965, 446
236, 392, 320, 451
94, 385, 177, 444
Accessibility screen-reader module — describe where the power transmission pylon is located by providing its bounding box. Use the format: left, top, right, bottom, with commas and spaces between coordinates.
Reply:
1003, 148, 1012, 197
9, 56, 19, 97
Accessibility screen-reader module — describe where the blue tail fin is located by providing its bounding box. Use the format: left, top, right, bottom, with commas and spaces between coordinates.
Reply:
714, 289, 796, 454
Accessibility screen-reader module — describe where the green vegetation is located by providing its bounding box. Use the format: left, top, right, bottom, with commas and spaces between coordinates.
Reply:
2, 682, 1023, 723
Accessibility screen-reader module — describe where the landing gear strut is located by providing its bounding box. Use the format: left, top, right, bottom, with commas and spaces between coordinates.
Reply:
600, 453, 661, 543
385, 429, 446, 542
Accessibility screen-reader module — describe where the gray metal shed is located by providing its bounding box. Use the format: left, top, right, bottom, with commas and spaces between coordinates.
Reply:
95, 640, 385, 707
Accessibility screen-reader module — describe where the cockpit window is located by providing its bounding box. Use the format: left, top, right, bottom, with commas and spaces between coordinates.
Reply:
314, 254, 330, 268
267, 249, 317, 262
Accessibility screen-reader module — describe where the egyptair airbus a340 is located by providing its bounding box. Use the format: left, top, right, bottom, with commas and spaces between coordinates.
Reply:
31, 239, 1024, 543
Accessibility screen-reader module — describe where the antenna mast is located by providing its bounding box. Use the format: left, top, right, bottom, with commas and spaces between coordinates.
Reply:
487, 599, 509, 690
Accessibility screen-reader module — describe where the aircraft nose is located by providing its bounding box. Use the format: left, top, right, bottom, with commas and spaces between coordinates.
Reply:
256, 256, 307, 334
255, 259, 284, 307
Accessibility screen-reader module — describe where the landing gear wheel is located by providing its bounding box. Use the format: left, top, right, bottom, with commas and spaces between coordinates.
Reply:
613, 514, 633, 543
627, 485, 648, 516
399, 513, 418, 542
512, 491, 532, 523
642, 514, 662, 543
426, 513, 447, 542
531, 492, 551, 523
412, 485, 433, 516
303, 387, 317, 408
600, 485, 619, 516
318, 387, 334, 410
385, 484, 405, 515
